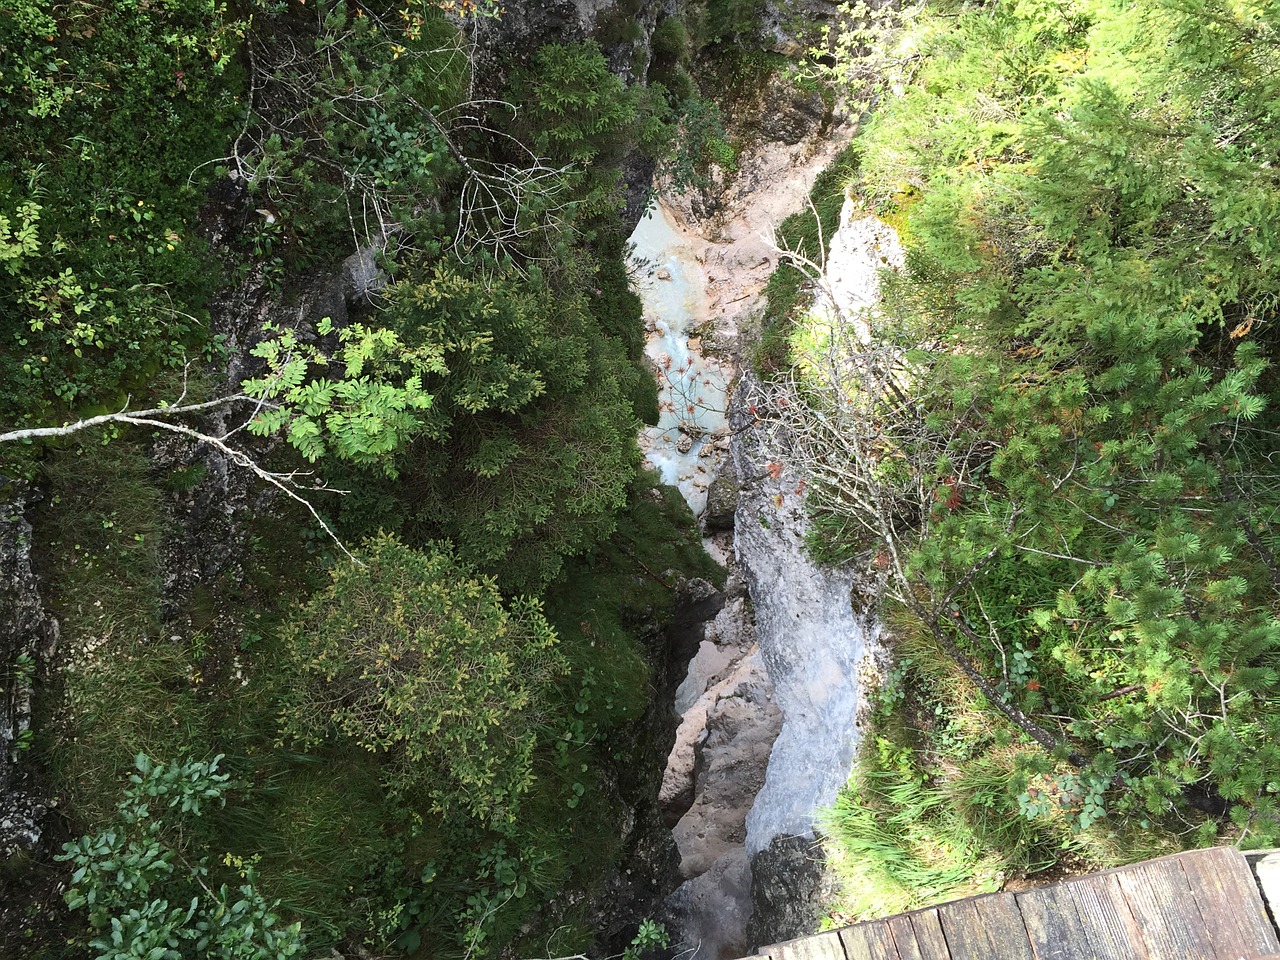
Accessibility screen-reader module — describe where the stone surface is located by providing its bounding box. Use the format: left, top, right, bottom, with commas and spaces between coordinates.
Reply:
532, 575, 725, 960
661, 595, 760, 826
703, 464, 739, 533
746, 834, 842, 950
468, 0, 659, 84
673, 661, 781, 878
0, 485, 57, 859
760, 0, 842, 57
639, 65, 875, 959
663, 847, 755, 960
659, 109, 855, 360
812, 196, 906, 343
758, 77, 832, 146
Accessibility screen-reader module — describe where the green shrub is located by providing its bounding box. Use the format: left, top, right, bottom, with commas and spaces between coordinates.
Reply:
661, 97, 737, 196
333, 258, 643, 592
798, 0, 1280, 848
652, 16, 692, 64
0, 0, 243, 438
58, 755, 304, 960
279, 533, 566, 824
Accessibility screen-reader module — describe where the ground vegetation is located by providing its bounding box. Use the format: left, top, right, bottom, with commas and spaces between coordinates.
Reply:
0, 1, 726, 956
757, 0, 1280, 921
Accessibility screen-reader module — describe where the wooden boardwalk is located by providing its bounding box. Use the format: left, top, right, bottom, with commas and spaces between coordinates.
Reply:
756, 847, 1280, 960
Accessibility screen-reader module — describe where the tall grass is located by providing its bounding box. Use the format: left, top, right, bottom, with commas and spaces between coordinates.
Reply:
35, 442, 206, 826
821, 606, 1189, 926
823, 769, 1007, 919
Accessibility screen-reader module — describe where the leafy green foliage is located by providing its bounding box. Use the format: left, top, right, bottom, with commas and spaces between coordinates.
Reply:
242, 318, 441, 473
333, 260, 643, 591
0, 0, 242, 436
661, 97, 738, 197
229, 1, 465, 263
509, 41, 668, 223
57, 755, 304, 960
5, 1, 713, 956
624, 919, 671, 960
279, 533, 565, 824
809, 0, 1280, 862
697, 0, 767, 46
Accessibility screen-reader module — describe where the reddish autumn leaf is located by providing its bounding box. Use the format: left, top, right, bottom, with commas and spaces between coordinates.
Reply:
765, 462, 784, 479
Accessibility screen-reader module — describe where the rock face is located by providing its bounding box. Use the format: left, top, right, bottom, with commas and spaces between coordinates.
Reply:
813, 197, 906, 342
0, 486, 57, 859
660, 588, 783, 960
757, 76, 833, 147
746, 834, 843, 948
676, 659, 779, 877
469, 0, 661, 82
760, 0, 843, 57
702, 463, 739, 534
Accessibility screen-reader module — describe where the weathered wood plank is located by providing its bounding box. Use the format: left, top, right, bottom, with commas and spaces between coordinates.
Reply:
1064, 872, 1148, 959
972, 894, 1032, 960
938, 897, 994, 960
1017, 882, 1094, 960
766, 931, 848, 960
839, 920, 897, 960
1115, 856, 1215, 959
883, 918, 922, 960
906, 909, 950, 960
759, 846, 1280, 960
884, 914, 927, 960
1179, 846, 1280, 958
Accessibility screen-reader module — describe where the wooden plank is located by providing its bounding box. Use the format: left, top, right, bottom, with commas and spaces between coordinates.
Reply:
766, 930, 848, 960
973, 894, 1032, 959
1179, 846, 1280, 958
1115, 856, 1215, 959
839, 920, 898, 960
938, 897, 994, 960
1064, 872, 1148, 959
884, 914, 927, 960
906, 909, 950, 960
1017, 882, 1094, 960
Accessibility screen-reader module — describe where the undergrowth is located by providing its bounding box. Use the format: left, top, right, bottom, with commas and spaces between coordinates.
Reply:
821, 609, 1184, 924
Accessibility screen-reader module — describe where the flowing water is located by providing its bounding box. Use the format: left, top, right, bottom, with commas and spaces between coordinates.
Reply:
624, 181, 896, 960
630, 204, 730, 516
731, 368, 879, 858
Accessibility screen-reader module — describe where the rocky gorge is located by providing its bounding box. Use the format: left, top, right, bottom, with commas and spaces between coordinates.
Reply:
627, 96, 909, 954
0, 1, 893, 954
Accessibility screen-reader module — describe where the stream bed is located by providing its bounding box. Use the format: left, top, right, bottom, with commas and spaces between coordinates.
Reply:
628, 174, 897, 957
630, 204, 730, 516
